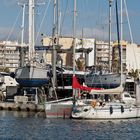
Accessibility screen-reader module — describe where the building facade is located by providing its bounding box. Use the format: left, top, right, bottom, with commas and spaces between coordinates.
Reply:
42, 37, 112, 71
0, 41, 27, 72
112, 41, 140, 74
126, 43, 140, 72
43, 37, 140, 73
95, 41, 112, 71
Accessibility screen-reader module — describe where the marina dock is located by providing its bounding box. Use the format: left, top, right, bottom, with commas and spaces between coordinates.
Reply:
0, 102, 45, 113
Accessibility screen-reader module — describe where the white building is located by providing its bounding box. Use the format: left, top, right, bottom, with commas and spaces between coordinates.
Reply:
76, 38, 95, 67
126, 43, 140, 72
0, 41, 25, 72
95, 41, 112, 71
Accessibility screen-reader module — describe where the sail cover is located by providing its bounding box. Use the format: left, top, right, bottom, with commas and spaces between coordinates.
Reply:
90, 85, 124, 94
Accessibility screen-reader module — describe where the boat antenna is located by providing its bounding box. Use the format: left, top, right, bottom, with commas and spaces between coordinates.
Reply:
73, 0, 77, 96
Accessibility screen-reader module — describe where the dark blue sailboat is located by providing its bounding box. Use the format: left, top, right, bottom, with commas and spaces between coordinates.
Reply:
15, 0, 50, 87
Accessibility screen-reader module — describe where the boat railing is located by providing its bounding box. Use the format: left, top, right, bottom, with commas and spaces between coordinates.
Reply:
45, 97, 73, 104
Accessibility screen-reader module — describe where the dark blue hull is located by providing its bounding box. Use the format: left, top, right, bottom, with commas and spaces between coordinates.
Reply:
87, 83, 120, 89
16, 78, 50, 87
15, 66, 50, 87
85, 73, 126, 89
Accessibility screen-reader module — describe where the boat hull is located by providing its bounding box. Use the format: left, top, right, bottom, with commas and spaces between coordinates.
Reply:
72, 104, 140, 119
15, 66, 50, 87
45, 102, 72, 118
85, 73, 126, 89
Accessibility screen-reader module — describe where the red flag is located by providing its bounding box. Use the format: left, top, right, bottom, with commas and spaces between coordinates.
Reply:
72, 76, 101, 91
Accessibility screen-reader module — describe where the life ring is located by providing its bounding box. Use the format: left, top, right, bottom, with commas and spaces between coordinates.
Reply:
91, 100, 96, 108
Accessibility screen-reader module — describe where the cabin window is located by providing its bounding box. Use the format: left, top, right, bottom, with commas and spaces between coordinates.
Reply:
124, 94, 130, 97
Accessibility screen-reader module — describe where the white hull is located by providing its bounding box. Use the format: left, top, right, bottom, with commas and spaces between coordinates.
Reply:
72, 102, 140, 119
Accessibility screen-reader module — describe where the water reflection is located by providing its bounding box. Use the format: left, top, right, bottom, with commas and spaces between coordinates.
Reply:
0, 110, 45, 118
0, 111, 140, 140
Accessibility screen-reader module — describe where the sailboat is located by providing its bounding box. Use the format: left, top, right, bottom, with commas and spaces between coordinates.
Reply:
15, 0, 50, 87
84, 0, 126, 89
45, 0, 88, 118
71, 0, 140, 120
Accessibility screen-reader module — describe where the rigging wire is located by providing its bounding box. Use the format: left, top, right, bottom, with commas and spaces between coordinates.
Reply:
6, 8, 22, 41
60, 0, 69, 36
124, 0, 133, 43
2, 7, 22, 71
35, 0, 51, 44
124, 0, 138, 73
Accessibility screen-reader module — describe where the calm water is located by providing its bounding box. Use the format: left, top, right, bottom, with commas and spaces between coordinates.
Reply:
0, 111, 140, 140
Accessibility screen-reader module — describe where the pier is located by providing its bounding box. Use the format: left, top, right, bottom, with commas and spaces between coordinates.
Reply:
0, 102, 45, 113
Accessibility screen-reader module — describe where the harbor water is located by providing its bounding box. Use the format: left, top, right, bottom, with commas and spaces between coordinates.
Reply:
0, 111, 140, 140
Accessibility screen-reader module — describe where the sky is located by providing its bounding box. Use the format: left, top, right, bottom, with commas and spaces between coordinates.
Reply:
0, 0, 140, 45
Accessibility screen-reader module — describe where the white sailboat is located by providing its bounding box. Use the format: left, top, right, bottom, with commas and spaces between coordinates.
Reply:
72, 0, 140, 120
15, 0, 50, 87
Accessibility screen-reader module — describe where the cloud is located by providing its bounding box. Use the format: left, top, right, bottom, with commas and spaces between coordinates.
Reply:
59, 26, 117, 42
3, 0, 23, 6
76, 27, 116, 41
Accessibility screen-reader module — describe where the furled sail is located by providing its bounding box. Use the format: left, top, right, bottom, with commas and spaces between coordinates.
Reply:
90, 85, 124, 94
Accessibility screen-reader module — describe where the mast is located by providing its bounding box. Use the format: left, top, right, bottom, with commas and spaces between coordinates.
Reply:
115, 0, 123, 87
29, 0, 35, 61
73, 0, 77, 95
32, 0, 35, 56
52, 0, 58, 86
120, 0, 123, 86
20, 4, 25, 67
108, 0, 113, 72
115, 0, 121, 70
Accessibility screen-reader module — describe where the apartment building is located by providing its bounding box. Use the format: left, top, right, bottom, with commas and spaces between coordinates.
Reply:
43, 36, 140, 73
95, 41, 112, 71
112, 41, 140, 73
42, 36, 95, 68
0, 41, 26, 72
126, 43, 140, 72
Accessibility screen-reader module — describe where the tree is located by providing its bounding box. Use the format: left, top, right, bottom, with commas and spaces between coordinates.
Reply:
75, 54, 85, 71
0, 67, 10, 73
128, 69, 139, 80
